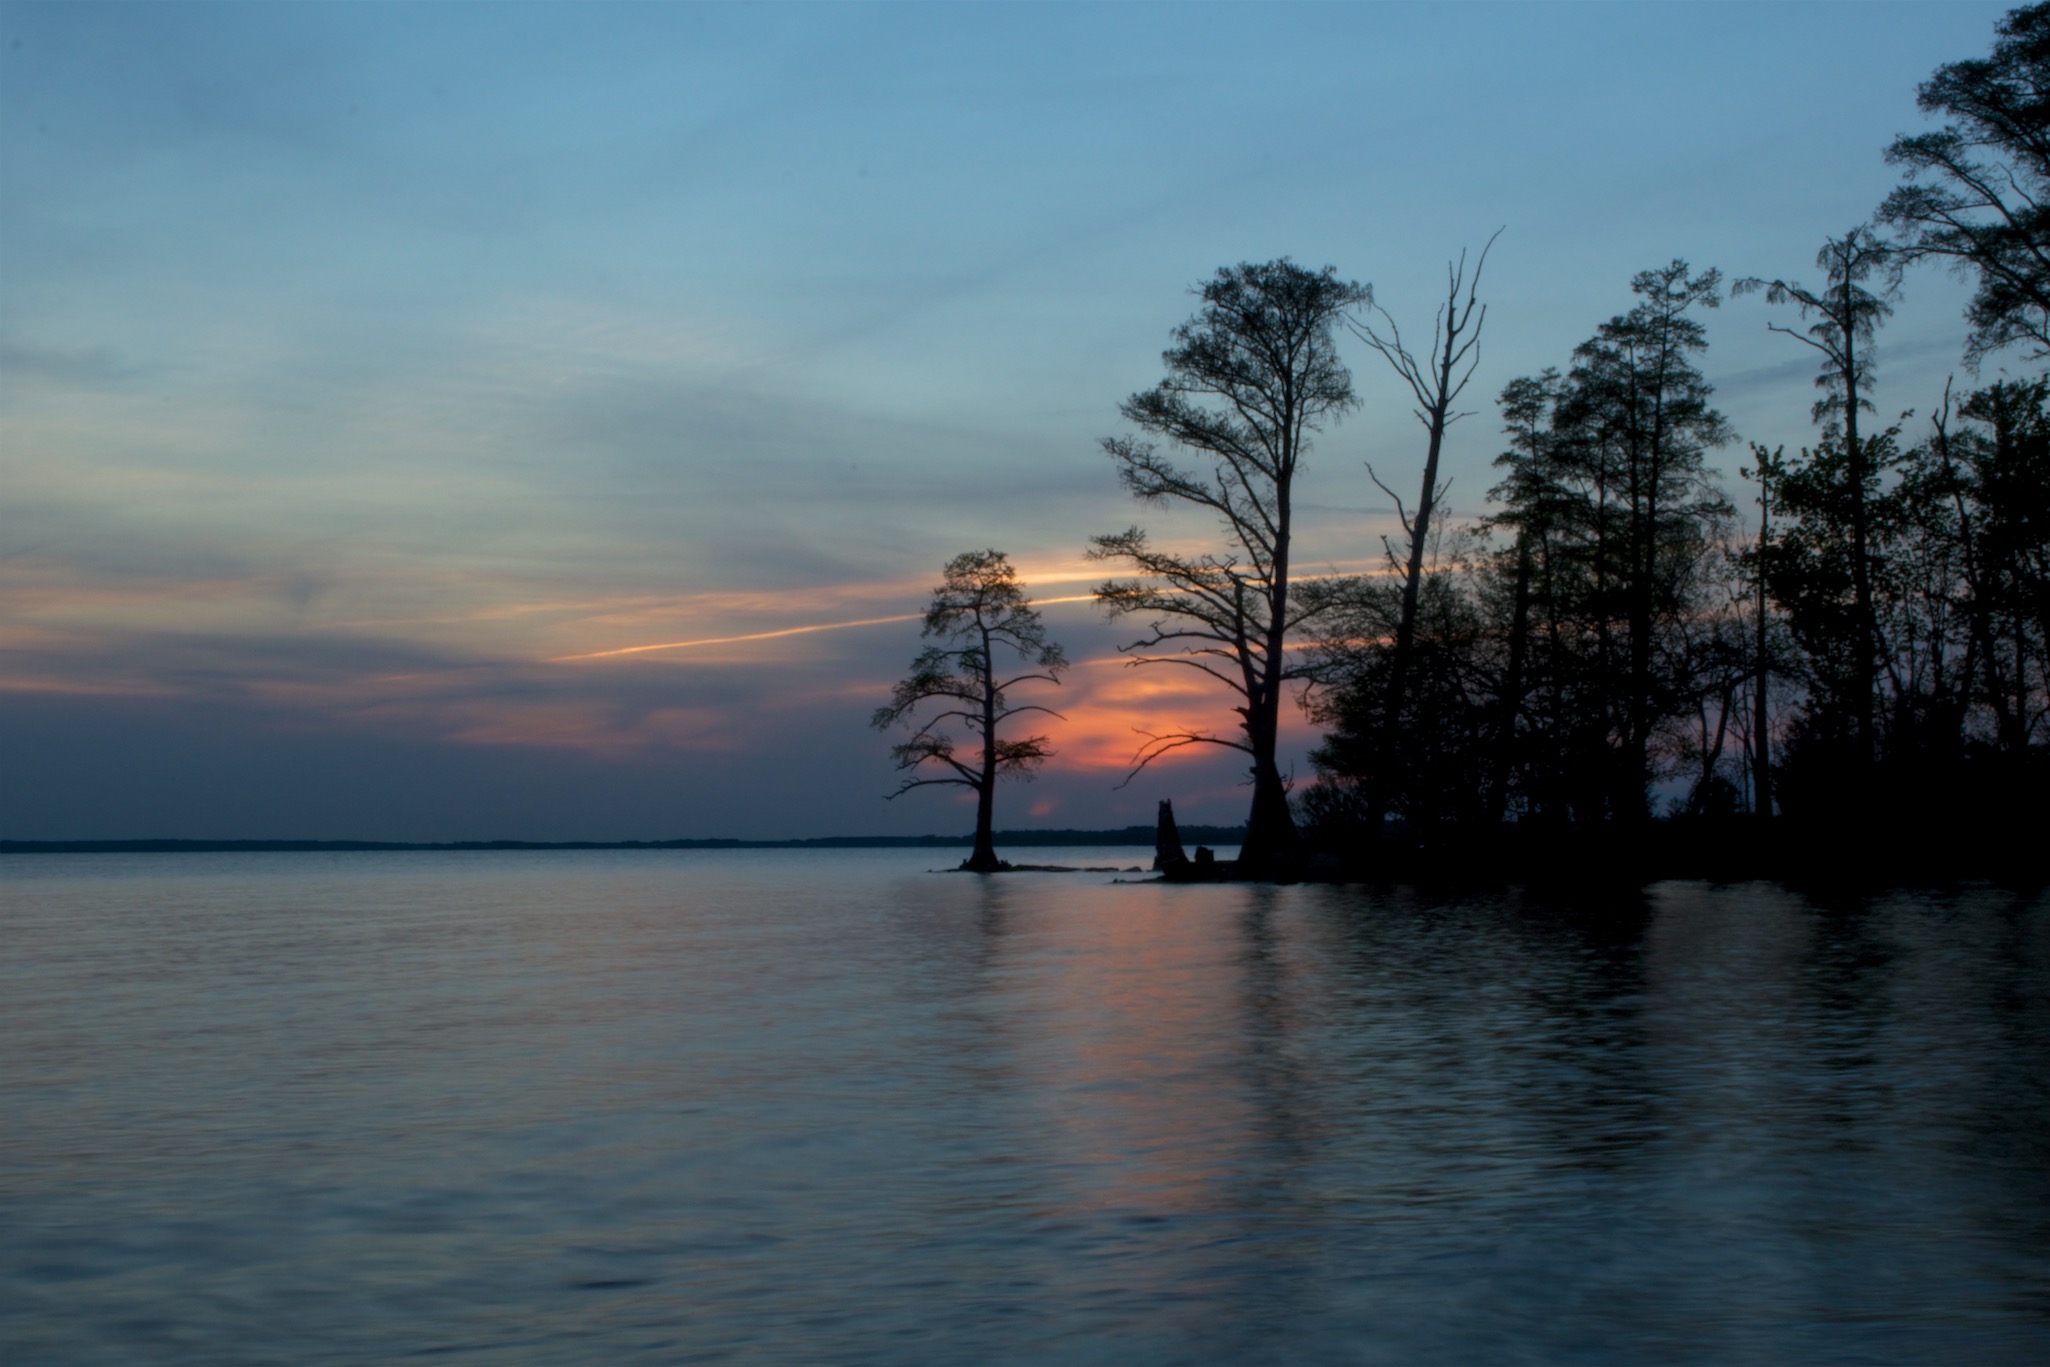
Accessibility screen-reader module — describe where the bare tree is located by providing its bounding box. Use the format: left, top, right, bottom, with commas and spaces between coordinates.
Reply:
1347, 231, 1498, 830
1091, 259, 1369, 876
873, 550, 1067, 873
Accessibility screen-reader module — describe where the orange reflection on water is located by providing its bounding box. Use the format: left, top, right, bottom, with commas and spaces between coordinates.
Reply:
999, 890, 1261, 1222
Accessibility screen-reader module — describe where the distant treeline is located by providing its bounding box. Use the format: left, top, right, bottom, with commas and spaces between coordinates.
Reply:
0, 828, 1244, 856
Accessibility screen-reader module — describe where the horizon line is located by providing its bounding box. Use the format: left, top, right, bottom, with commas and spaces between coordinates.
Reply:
0, 825, 1247, 853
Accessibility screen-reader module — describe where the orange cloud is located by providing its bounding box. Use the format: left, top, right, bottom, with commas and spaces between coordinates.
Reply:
1022, 653, 1326, 777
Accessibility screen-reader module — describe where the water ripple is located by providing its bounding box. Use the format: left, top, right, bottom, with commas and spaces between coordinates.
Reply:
2, 850, 2046, 1364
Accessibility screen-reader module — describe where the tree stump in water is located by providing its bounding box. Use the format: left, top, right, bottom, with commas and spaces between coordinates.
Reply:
1154, 799, 1188, 871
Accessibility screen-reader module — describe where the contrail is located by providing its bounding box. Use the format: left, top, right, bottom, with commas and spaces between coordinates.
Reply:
551, 593, 1104, 663
553, 577, 1387, 664
551, 614, 924, 661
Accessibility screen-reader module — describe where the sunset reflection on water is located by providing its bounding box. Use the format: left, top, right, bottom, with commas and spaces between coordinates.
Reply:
3, 851, 2047, 1365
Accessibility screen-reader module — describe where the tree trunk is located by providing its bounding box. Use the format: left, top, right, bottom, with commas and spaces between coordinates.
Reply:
1236, 664, 1299, 875
1842, 300, 1876, 772
1691, 682, 1733, 814
1489, 532, 1534, 826
1240, 473, 1300, 879
1625, 423, 1653, 823
1626, 361, 1669, 824
964, 781, 1000, 872
1591, 465, 1615, 824
1239, 751, 1298, 877
1754, 472, 1773, 822
1374, 431, 1441, 830
964, 627, 1003, 873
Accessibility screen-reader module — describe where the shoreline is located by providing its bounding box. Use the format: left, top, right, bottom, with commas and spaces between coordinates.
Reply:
5, 827, 2040, 892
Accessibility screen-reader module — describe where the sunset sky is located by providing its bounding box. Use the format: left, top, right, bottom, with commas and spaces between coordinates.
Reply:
0, 1, 2012, 840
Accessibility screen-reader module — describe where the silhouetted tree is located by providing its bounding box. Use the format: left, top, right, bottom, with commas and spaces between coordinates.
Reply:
873, 550, 1067, 872
1092, 259, 1369, 876
1671, 539, 1755, 819
1953, 380, 2050, 741
1881, 2, 2050, 366
1306, 265, 1733, 837
1346, 232, 1498, 830
1560, 261, 1734, 818
1737, 229, 1895, 766
1739, 443, 1789, 821
1479, 369, 1575, 824
1759, 421, 1921, 817
1305, 526, 1494, 836
1921, 379, 2050, 766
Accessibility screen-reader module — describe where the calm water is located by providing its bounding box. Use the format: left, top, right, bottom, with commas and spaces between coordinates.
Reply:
2, 850, 2046, 1365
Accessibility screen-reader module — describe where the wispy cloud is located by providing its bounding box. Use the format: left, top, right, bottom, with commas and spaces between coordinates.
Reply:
0, 339, 140, 387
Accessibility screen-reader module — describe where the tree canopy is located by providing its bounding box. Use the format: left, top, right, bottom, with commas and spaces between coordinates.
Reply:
1882, 1, 2050, 365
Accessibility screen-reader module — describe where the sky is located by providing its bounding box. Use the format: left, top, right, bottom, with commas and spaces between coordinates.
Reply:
0, 0, 2022, 841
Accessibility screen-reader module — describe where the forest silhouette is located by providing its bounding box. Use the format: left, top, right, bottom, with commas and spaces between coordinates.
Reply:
879, 4, 2050, 882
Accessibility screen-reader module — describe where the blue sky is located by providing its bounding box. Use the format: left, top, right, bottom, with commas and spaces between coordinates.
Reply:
0, 1, 2019, 840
